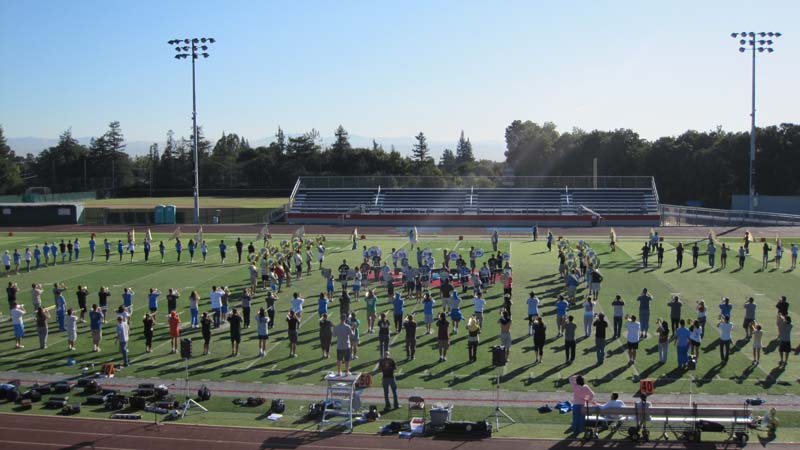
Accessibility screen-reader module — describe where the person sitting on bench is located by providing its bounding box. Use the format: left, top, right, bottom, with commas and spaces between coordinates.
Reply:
596, 393, 626, 428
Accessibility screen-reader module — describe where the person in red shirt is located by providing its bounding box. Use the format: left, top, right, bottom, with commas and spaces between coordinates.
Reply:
168, 311, 181, 354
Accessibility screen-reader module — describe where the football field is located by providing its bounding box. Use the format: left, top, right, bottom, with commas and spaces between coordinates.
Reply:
1, 229, 798, 397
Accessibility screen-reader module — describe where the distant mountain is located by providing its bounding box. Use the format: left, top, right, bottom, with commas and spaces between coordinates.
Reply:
7, 136, 153, 157
9, 134, 506, 161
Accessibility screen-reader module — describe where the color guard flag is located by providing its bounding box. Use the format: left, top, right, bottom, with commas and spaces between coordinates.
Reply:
170, 227, 182, 240
195, 226, 204, 244
145, 229, 153, 243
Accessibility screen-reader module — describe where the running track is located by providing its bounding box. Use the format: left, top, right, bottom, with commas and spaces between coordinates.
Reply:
0, 413, 791, 450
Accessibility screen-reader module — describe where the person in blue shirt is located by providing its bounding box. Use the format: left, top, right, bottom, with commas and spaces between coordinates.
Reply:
73, 238, 80, 260
55, 292, 67, 331
175, 238, 182, 262
219, 240, 227, 264
122, 287, 134, 309
33, 245, 41, 269
148, 288, 160, 313
719, 298, 733, 321
422, 292, 436, 334
392, 293, 405, 333
637, 288, 653, 338
143, 240, 151, 262
43, 241, 50, 266
556, 294, 570, 337
449, 291, 464, 334
188, 239, 196, 263
50, 242, 58, 265
317, 292, 331, 317
104, 239, 111, 262
12, 249, 21, 274
674, 319, 691, 369
89, 304, 103, 352
89, 237, 96, 261
159, 240, 166, 262
116, 240, 124, 262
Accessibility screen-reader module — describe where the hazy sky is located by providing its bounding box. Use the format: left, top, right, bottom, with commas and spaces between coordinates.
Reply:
1, 0, 797, 160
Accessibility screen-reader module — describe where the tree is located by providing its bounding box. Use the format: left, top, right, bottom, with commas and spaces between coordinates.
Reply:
455, 130, 474, 163
103, 121, 126, 193
275, 126, 287, 154
372, 139, 383, 152
0, 125, 22, 194
331, 125, 352, 152
439, 148, 456, 171
35, 129, 89, 191
412, 132, 431, 163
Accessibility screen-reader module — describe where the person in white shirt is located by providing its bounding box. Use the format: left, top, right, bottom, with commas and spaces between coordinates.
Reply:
625, 315, 641, 364
526, 293, 540, 335
1, 251, 10, 276
717, 316, 733, 363
115, 316, 130, 366
11, 302, 26, 348
597, 392, 627, 423
24, 248, 32, 272
209, 286, 222, 328
473, 293, 486, 327
290, 292, 305, 321
31, 283, 43, 310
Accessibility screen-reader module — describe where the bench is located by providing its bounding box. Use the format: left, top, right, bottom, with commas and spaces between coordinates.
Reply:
584, 402, 753, 445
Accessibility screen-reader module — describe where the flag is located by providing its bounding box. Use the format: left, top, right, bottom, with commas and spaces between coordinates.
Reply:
709, 229, 718, 245
256, 224, 269, 242
352, 227, 358, 239
293, 226, 306, 239
128, 229, 135, 244
649, 228, 655, 239
170, 226, 182, 240
610, 228, 617, 242
776, 234, 782, 247
145, 229, 153, 243
410, 227, 418, 244
195, 226, 204, 244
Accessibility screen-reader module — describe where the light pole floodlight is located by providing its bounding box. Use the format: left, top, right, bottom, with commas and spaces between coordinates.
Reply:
731, 31, 780, 213
166, 37, 216, 225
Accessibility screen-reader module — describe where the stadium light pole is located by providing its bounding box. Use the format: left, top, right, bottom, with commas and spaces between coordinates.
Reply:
730, 31, 780, 213
167, 37, 215, 225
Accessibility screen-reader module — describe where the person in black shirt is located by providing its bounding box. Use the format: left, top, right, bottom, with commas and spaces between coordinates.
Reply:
436, 312, 450, 361
338, 260, 350, 290
167, 288, 179, 312
657, 244, 665, 268
531, 316, 546, 363
675, 243, 684, 268
594, 313, 608, 364
265, 291, 276, 328
228, 309, 243, 356
200, 312, 212, 355
235, 238, 244, 264
143, 313, 155, 353
380, 351, 399, 410
641, 242, 650, 268
377, 312, 391, 358
286, 310, 299, 357
319, 313, 334, 358
247, 242, 255, 259
403, 314, 417, 360
691, 243, 700, 268
76, 285, 88, 322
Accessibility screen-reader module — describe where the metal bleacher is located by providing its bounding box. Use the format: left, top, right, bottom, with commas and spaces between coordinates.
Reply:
287, 176, 660, 226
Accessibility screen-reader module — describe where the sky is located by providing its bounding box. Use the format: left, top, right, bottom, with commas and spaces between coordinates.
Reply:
1, 0, 798, 160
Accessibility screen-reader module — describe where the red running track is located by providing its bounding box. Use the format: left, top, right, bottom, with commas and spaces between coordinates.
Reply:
0, 413, 791, 450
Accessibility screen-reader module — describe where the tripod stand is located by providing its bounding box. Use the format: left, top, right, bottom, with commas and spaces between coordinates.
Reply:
181, 357, 207, 418
486, 366, 515, 430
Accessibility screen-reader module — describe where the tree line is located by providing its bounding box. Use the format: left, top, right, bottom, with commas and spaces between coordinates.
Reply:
0, 121, 797, 207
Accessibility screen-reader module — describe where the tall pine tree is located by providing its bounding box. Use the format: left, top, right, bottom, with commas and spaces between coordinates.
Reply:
412, 132, 431, 162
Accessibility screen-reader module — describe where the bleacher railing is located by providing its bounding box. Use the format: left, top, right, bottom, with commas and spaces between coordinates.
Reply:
661, 204, 800, 227
297, 176, 656, 190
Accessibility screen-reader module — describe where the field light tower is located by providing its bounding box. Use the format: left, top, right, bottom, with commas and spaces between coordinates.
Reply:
167, 37, 216, 225
730, 31, 780, 213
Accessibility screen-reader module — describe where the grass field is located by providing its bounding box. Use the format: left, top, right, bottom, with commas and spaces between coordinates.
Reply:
84, 197, 287, 209
1, 230, 799, 398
